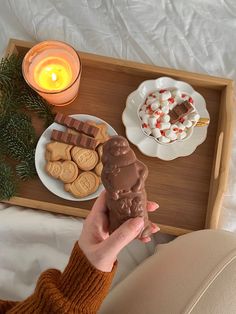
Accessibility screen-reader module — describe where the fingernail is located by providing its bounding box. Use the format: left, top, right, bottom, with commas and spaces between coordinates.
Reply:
150, 202, 159, 209
154, 223, 160, 231
151, 222, 160, 231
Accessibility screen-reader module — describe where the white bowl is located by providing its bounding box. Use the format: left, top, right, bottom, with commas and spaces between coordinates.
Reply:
122, 77, 210, 160
35, 114, 117, 201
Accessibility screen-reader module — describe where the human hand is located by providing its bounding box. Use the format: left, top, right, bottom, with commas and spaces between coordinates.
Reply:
78, 191, 159, 272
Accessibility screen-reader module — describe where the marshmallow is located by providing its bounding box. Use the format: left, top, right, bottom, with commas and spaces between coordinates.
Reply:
172, 89, 187, 103
152, 128, 162, 138
162, 114, 170, 123
171, 89, 181, 98
161, 105, 170, 114
159, 136, 171, 143
177, 131, 187, 140
176, 122, 186, 130
142, 114, 149, 125
181, 93, 189, 101
170, 124, 179, 132
183, 119, 193, 128
188, 112, 200, 122
159, 90, 172, 101
152, 91, 161, 99
146, 96, 156, 106
175, 95, 184, 103
153, 112, 161, 120
151, 100, 160, 111
149, 116, 157, 129
160, 122, 171, 130
165, 130, 177, 141
161, 100, 169, 107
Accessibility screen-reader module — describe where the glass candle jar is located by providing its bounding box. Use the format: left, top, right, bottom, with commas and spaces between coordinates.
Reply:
22, 40, 82, 106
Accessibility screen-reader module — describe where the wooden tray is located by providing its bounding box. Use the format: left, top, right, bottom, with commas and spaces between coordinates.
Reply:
4, 39, 234, 236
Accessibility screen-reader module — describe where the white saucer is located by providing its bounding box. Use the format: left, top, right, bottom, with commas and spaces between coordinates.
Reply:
122, 77, 210, 160
35, 114, 117, 201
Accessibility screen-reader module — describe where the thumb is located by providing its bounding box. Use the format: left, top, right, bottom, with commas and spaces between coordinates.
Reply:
102, 217, 144, 257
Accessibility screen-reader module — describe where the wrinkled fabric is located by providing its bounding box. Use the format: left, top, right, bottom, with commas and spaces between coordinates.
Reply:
0, 0, 235, 300
0, 203, 166, 301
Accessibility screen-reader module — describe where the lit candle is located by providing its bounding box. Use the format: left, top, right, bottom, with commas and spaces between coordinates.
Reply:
22, 41, 82, 106
34, 57, 72, 91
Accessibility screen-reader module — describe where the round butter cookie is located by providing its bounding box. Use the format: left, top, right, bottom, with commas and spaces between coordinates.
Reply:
59, 161, 79, 183
95, 162, 103, 177
65, 171, 99, 197
71, 147, 98, 171
46, 161, 62, 179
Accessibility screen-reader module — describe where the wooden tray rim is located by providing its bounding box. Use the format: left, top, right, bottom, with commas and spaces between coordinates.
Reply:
3, 38, 235, 236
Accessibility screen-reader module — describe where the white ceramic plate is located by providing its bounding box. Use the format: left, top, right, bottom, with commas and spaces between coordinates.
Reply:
122, 77, 210, 160
35, 114, 117, 201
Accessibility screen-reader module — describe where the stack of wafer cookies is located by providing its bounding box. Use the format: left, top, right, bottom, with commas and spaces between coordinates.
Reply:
45, 113, 110, 198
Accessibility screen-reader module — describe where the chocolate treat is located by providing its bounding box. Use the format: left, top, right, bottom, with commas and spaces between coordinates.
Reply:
169, 100, 194, 123
101, 135, 152, 238
55, 113, 99, 138
51, 129, 98, 150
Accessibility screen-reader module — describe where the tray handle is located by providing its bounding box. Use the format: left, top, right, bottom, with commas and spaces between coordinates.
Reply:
214, 132, 224, 180
206, 82, 235, 229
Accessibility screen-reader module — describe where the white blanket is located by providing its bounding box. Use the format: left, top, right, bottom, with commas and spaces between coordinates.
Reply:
0, 0, 236, 301
0, 203, 169, 300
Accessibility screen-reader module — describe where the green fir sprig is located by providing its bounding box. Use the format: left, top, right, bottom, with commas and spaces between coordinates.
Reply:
0, 54, 23, 91
0, 162, 16, 200
20, 86, 55, 126
0, 54, 55, 200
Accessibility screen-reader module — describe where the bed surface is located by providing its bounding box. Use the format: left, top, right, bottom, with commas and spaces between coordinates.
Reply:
0, 0, 235, 300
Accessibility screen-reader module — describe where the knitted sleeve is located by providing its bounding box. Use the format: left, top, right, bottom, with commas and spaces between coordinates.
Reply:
0, 242, 117, 313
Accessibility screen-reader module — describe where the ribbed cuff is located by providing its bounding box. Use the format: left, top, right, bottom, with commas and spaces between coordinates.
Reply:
59, 242, 117, 312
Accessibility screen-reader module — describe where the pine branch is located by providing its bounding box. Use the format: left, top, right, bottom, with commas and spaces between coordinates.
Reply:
0, 54, 23, 79
0, 54, 55, 200
0, 85, 23, 118
0, 54, 55, 127
0, 112, 37, 161
16, 150, 36, 181
0, 162, 16, 200
0, 54, 23, 91
20, 86, 55, 127
5, 111, 37, 146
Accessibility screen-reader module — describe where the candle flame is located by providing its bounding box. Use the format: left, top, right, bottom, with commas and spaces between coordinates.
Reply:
51, 72, 57, 82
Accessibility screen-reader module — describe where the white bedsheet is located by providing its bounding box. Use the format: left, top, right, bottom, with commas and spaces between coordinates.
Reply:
0, 203, 170, 301
0, 0, 236, 301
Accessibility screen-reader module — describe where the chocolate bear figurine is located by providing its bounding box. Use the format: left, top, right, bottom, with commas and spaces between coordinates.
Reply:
101, 135, 152, 238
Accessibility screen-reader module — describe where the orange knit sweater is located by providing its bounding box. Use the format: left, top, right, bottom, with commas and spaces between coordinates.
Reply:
0, 242, 117, 313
